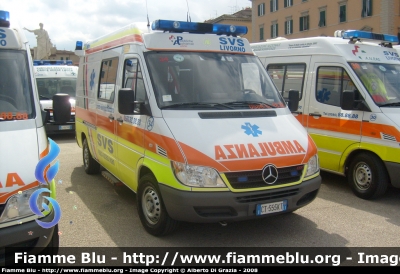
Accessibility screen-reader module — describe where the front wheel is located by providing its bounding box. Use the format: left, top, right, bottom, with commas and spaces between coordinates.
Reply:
137, 174, 179, 236
82, 137, 101, 175
347, 152, 389, 200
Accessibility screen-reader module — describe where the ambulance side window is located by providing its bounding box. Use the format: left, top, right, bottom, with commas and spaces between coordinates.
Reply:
266, 63, 305, 100
99, 57, 119, 102
123, 58, 146, 102
316, 66, 355, 107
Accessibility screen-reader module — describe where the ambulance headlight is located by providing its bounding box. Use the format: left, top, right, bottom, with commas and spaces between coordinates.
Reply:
172, 161, 226, 187
305, 155, 319, 177
0, 187, 48, 224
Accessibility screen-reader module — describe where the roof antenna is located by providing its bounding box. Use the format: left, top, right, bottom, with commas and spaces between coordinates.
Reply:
186, 0, 191, 22
146, 0, 150, 27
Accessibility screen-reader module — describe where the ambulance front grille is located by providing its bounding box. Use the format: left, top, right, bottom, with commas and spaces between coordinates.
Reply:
198, 110, 277, 119
235, 188, 300, 203
225, 165, 304, 189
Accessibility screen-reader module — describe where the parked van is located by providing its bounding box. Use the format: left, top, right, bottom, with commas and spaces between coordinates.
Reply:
251, 30, 400, 200
0, 10, 59, 263
33, 60, 77, 135
74, 19, 321, 236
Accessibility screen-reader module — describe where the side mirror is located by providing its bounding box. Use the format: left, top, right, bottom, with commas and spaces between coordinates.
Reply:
118, 88, 151, 116
118, 88, 135, 114
287, 89, 300, 112
341, 90, 355, 110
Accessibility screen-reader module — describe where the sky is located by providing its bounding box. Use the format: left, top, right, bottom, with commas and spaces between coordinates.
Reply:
1, 0, 252, 52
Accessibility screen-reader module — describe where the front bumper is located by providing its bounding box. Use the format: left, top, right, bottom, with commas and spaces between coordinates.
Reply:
0, 210, 57, 265
159, 175, 321, 223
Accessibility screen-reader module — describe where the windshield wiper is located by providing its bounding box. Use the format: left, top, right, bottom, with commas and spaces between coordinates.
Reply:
224, 101, 277, 108
161, 102, 235, 109
39, 95, 51, 100
379, 102, 400, 107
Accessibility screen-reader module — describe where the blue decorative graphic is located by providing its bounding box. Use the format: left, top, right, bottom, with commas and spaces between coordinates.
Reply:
241, 122, 262, 137
29, 138, 62, 228
147, 117, 154, 131
90, 69, 96, 90
317, 88, 331, 103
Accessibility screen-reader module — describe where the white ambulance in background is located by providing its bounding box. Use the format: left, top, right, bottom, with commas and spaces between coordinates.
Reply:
33, 60, 78, 135
251, 30, 400, 200
0, 10, 59, 263
74, 19, 321, 236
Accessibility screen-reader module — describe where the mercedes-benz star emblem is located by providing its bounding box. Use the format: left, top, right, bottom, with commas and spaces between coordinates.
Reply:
261, 164, 279, 185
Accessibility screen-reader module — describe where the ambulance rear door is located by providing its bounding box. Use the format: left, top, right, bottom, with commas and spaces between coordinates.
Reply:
305, 58, 363, 172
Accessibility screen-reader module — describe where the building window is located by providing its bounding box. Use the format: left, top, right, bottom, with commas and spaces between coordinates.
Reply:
60, 57, 63, 60
285, 19, 293, 35
339, 4, 346, 23
270, 0, 278, 12
66, 57, 69, 60
284, 0, 293, 8
362, 0, 372, 17
271, 22, 278, 38
319, 10, 326, 27
258, 3, 265, 16
260, 26, 264, 41
300, 15, 309, 31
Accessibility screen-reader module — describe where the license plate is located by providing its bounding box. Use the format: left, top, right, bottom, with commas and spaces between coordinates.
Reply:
256, 200, 287, 215
59, 125, 72, 130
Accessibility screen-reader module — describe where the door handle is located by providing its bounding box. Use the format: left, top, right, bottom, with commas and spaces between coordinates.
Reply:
117, 117, 124, 123
108, 114, 114, 121
292, 111, 303, 115
309, 113, 322, 118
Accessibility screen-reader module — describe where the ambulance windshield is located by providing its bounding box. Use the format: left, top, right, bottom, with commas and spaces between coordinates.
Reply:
0, 50, 34, 121
36, 77, 77, 100
350, 62, 400, 106
145, 52, 286, 109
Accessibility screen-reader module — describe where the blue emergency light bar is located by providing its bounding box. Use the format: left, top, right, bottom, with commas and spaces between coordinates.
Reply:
152, 19, 248, 36
33, 60, 73, 66
0, 10, 10, 28
342, 30, 399, 43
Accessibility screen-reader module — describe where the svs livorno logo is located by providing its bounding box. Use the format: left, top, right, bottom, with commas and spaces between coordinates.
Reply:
29, 138, 62, 228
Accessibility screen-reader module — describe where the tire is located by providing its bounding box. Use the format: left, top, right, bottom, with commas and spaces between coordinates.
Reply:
40, 224, 59, 257
137, 174, 179, 236
52, 93, 71, 124
347, 152, 389, 200
83, 138, 101, 175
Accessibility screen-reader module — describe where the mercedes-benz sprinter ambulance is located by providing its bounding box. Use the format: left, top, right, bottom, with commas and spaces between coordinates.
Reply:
251, 30, 400, 200
0, 10, 59, 264
74, 19, 321, 236
33, 60, 78, 135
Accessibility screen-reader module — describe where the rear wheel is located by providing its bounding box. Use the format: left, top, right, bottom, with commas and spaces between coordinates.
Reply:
83, 138, 101, 174
137, 174, 179, 236
347, 152, 388, 200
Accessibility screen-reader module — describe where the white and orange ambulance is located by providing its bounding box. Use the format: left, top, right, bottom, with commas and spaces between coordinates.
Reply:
0, 10, 59, 263
33, 60, 78, 135
251, 30, 400, 200
74, 19, 321, 236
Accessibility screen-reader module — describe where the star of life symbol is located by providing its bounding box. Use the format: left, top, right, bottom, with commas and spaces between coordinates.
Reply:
241, 122, 262, 137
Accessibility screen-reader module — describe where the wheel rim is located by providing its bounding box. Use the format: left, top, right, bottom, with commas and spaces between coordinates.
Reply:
353, 162, 372, 190
141, 186, 161, 225
83, 142, 89, 169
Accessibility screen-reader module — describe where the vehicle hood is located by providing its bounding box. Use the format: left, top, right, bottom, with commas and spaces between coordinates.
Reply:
0, 128, 40, 204
157, 110, 316, 172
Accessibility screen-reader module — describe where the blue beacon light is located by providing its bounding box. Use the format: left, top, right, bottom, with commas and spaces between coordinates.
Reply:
0, 10, 10, 28
152, 19, 247, 36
